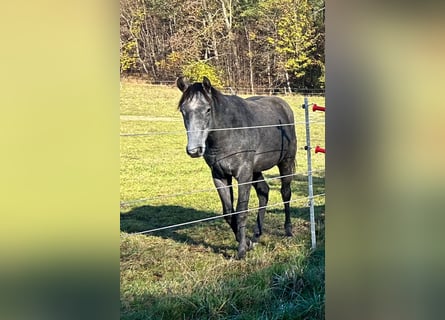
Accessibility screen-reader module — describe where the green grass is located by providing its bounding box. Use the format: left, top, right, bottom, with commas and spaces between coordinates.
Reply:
120, 81, 325, 319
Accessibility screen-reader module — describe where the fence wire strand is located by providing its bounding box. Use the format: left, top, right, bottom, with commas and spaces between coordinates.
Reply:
120, 121, 325, 137
120, 170, 325, 207
121, 193, 325, 237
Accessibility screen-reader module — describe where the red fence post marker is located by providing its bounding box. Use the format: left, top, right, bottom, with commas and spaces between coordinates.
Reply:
312, 104, 326, 112
315, 146, 325, 154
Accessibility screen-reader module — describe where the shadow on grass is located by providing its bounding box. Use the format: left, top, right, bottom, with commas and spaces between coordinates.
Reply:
121, 200, 325, 258
121, 174, 325, 256
121, 205, 236, 254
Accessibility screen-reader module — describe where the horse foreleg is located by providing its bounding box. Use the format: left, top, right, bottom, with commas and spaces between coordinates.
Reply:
235, 174, 254, 259
212, 174, 236, 234
252, 172, 269, 242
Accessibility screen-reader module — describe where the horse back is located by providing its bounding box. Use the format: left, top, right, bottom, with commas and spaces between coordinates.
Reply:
245, 96, 295, 125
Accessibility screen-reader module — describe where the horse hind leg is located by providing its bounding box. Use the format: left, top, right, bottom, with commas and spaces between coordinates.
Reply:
278, 160, 294, 236
252, 172, 269, 242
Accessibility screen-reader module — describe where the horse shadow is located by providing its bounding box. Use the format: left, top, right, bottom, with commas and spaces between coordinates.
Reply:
121, 201, 324, 257
120, 205, 236, 255
121, 174, 325, 255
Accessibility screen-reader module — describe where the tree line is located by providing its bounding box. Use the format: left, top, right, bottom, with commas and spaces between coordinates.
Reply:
120, 0, 325, 92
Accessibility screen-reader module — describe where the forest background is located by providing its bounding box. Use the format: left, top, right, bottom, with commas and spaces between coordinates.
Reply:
120, 0, 325, 92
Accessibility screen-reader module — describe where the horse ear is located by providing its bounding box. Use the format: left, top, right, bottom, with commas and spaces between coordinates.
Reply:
202, 76, 212, 94
176, 77, 189, 92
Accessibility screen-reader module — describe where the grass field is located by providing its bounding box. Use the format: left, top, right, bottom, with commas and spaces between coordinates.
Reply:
120, 81, 326, 319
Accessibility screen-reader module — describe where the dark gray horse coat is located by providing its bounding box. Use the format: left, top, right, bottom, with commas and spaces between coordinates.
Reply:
177, 76, 296, 259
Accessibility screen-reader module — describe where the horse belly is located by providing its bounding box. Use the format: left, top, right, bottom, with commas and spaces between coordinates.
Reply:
252, 126, 293, 171
253, 151, 282, 172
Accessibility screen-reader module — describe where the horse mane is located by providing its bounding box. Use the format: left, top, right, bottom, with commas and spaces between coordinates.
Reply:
178, 82, 224, 109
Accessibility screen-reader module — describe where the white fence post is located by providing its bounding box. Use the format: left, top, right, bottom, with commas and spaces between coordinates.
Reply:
303, 96, 316, 250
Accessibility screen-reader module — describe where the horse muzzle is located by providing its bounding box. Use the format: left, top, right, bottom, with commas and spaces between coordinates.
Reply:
186, 146, 205, 158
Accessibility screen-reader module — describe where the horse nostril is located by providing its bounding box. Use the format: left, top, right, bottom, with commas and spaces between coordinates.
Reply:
186, 146, 204, 157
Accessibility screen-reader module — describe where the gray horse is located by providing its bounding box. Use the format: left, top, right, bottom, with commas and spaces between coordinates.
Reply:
177, 76, 296, 259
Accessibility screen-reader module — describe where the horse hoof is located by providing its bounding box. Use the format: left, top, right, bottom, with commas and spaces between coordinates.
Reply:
246, 239, 255, 250
236, 250, 246, 260
236, 240, 254, 259
285, 226, 293, 237
252, 231, 262, 243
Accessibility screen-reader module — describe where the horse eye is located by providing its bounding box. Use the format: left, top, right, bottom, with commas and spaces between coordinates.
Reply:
206, 108, 211, 114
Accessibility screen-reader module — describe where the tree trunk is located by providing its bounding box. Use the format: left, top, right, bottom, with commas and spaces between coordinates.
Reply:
285, 71, 292, 94
219, 0, 241, 88
245, 26, 254, 94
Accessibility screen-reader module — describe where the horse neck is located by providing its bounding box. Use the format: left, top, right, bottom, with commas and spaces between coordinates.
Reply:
210, 94, 246, 130
209, 95, 225, 129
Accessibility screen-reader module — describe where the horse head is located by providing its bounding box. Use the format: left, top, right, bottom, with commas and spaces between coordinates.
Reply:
177, 76, 214, 158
